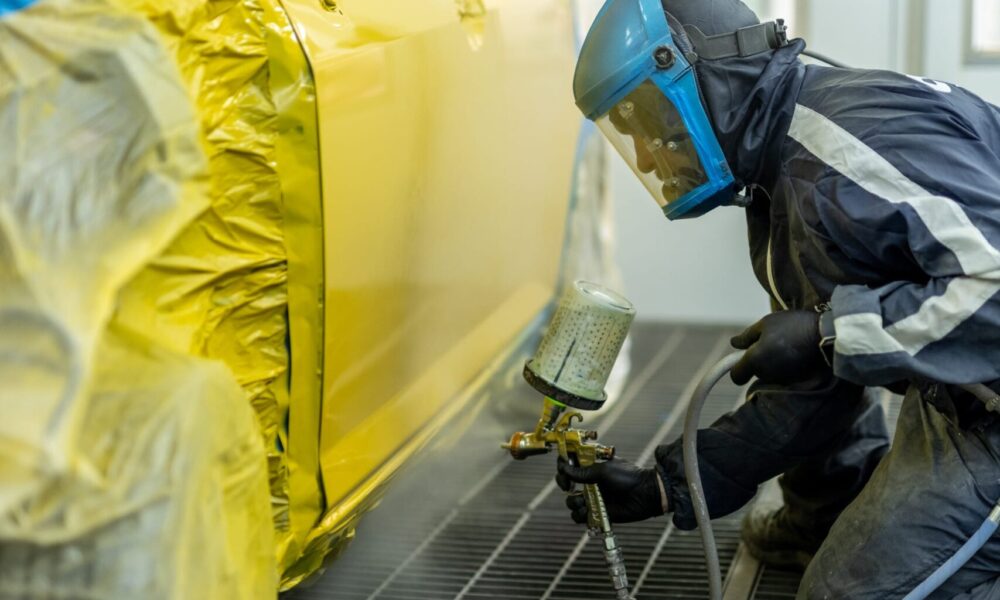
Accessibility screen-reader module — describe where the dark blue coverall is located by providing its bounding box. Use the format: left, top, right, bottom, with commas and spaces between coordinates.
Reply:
654, 37, 1000, 599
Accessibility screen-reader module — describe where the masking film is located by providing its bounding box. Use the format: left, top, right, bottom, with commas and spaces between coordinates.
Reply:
111, 0, 324, 575
268, 0, 327, 579
0, 0, 275, 597
0, 325, 276, 599
559, 127, 633, 410
0, 0, 207, 519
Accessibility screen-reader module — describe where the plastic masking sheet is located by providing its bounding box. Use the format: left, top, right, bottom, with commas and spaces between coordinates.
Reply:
112, 0, 325, 574
0, 0, 275, 597
0, 325, 276, 599
557, 126, 632, 407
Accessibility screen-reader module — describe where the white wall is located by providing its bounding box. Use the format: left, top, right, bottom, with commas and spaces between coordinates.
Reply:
924, 0, 1000, 104
610, 0, 1000, 324
611, 160, 768, 324
805, 0, 902, 69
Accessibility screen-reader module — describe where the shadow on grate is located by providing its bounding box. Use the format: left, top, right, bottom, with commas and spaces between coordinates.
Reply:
283, 323, 749, 600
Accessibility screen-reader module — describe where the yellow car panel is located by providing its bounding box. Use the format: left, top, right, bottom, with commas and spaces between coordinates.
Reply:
279, 0, 580, 582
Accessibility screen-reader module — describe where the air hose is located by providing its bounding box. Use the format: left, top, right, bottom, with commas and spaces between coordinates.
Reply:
683, 352, 744, 600
684, 355, 1000, 600
901, 382, 1000, 599
801, 49, 850, 69
903, 501, 1000, 600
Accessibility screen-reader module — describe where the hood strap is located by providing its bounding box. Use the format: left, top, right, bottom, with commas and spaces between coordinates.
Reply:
683, 20, 789, 61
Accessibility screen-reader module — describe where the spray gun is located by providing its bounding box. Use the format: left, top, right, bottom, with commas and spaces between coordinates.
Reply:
502, 281, 636, 600
505, 280, 1000, 600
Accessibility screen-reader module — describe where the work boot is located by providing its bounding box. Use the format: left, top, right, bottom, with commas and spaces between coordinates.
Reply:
740, 505, 828, 571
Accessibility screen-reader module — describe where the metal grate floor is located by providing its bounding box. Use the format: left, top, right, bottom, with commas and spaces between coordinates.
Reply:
283, 323, 904, 599
284, 324, 762, 600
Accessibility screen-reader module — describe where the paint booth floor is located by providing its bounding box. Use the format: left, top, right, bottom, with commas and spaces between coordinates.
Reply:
282, 323, 902, 600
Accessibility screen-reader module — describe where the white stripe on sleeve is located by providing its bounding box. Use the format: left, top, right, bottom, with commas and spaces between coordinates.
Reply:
834, 276, 1000, 356
789, 104, 1000, 356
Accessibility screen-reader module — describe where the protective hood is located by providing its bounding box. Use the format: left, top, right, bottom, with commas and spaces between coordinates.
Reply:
663, 0, 807, 187
573, 0, 739, 219
660, 0, 758, 36
573, 0, 805, 219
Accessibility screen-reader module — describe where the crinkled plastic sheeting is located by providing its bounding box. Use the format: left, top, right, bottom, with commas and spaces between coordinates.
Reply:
557, 125, 631, 406
0, 0, 275, 597
112, 0, 325, 575
0, 326, 276, 599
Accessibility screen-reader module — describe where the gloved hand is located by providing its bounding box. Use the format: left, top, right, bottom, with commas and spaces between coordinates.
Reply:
730, 310, 825, 385
555, 456, 667, 524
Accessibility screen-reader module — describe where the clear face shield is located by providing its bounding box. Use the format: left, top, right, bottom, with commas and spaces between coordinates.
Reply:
596, 80, 710, 208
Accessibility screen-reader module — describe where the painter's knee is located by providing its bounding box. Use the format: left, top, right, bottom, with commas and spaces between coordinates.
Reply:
796, 548, 845, 600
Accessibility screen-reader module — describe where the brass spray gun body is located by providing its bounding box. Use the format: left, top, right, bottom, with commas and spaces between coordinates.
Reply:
502, 397, 614, 465
502, 399, 634, 600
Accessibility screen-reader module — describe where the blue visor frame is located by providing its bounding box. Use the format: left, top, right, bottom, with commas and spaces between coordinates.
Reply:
644, 67, 736, 219
574, 0, 736, 220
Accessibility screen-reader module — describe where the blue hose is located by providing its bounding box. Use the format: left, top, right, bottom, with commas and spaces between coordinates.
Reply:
903, 502, 1000, 600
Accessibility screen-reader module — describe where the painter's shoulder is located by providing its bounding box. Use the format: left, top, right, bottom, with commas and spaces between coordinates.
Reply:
793, 67, 1000, 149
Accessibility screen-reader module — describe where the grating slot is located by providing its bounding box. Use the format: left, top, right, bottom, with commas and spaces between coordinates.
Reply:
749, 566, 801, 600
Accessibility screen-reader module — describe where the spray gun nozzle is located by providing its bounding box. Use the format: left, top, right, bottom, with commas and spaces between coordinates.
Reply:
502, 431, 551, 460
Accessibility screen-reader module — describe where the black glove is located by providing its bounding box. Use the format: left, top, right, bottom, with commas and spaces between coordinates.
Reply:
555, 456, 666, 524
730, 310, 825, 385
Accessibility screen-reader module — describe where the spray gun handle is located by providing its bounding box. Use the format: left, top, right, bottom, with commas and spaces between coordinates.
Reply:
563, 453, 613, 535
583, 483, 613, 534
572, 469, 632, 600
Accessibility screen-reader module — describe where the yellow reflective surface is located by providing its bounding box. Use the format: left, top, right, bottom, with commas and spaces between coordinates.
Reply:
280, 0, 580, 583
